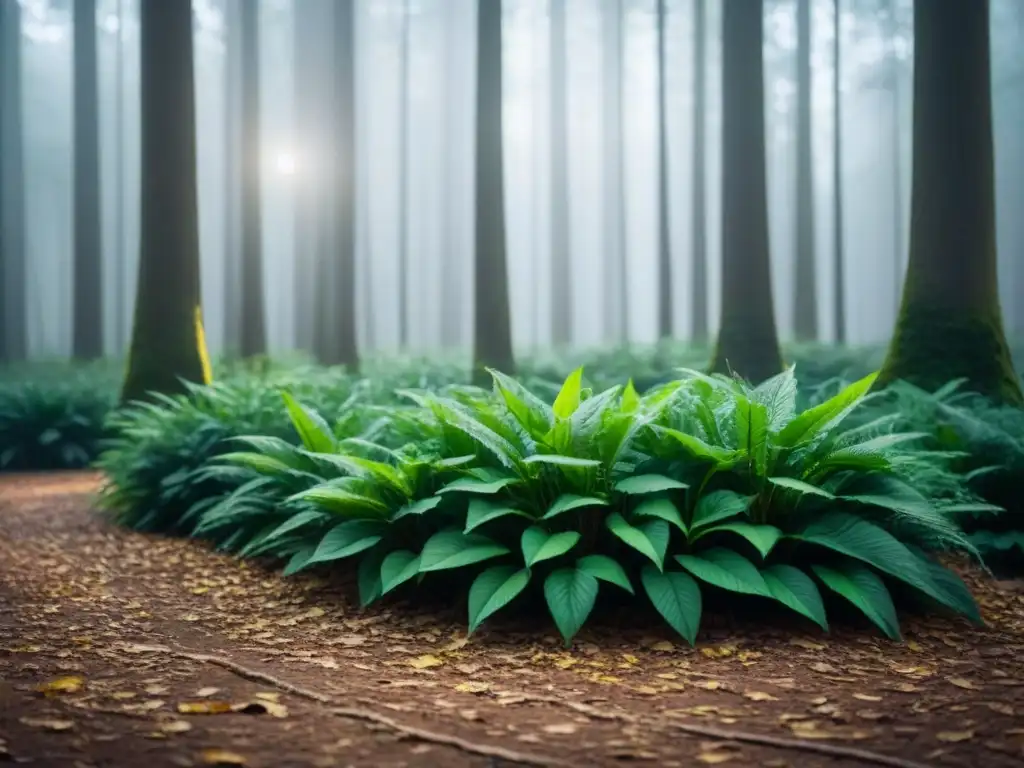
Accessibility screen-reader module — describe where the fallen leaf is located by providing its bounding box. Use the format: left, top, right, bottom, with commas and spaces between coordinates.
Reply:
409, 654, 443, 670
454, 681, 491, 694
743, 691, 778, 702
790, 639, 826, 651
111, 691, 137, 700
906, 640, 923, 652
650, 641, 675, 652
697, 751, 740, 764
303, 607, 325, 619
948, 678, 980, 690
145, 684, 169, 696
852, 693, 881, 702
233, 701, 288, 718
809, 663, 837, 674
696, 680, 722, 691
253, 692, 280, 703
542, 723, 579, 735
178, 701, 233, 715
196, 687, 221, 698
985, 702, 1014, 716
201, 749, 247, 765
936, 731, 975, 743
19, 717, 74, 732
36, 675, 84, 695
160, 720, 193, 734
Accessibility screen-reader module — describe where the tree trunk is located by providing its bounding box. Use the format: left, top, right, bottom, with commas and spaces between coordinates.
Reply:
549, 0, 572, 347
876, 0, 1021, 404
238, 0, 267, 358
833, 0, 846, 344
397, 0, 411, 350
690, 0, 708, 344
887, 0, 904, 310
793, 0, 817, 340
114, 0, 127, 354
122, 0, 212, 403
472, 0, 515, 385
710, 0, 783, 384
602, 0, 628, 344
0, 0, 27, 362
72, 0, 104, 359
224, 0, 242, 354
656, 0, 673, 340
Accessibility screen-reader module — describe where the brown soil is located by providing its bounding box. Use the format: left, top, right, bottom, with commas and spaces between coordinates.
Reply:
1, 472, 1023, 768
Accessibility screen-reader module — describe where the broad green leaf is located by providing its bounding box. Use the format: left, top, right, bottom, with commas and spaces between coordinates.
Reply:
654, 427, 739, 466
768, 476, 836, 500
433, 454, 477, 469
544, 568, 599, 645
391, 495, 443, 522
812, 563, 901, 640
693, 522, 782, 559
576, 555, 634, 594
791, 512, 980, 623
465, 498, 531, 533
260, 510, 327, 544
621, 379, 640, 413
676, 548, 770, 597
522, 454, 602, 468
289, 486, 389, 518
641, 566, 702, 646
552, 367, 585, 419
614, 474, 688, 495
219, 452, 296, 476
736, 397, 770, 475
282, 545, 317, 576
776, 372, 878, 448
606, 512, 666, 570
632, 497, 687, 533
281, 392, 337, 453
357, 547, 387, 607
913, 555, 984, 626
419, 530, 510, 572
488, 368, 554, 436
438, 475, 519, 495
640, 519, 671, 568
309, 453, 413, 496
762, 564, 828, 630
690, 490, 754, 530
751, 366, 798, 431
542, 494, 608, 520
521, 527, 581, 567
380, 550, 421, 594
468, 566, 532, 632
308, 520, 387, 565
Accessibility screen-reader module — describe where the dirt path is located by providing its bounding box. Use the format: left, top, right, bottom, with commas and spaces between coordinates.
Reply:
2, 472, 1023, 768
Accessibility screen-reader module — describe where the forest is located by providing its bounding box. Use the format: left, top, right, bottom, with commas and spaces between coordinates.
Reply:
1, 0, 1023, 766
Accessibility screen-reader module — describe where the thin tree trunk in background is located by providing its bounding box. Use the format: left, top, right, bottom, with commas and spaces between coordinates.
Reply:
710, 0, 783, 383
887, 0, 904, 309
325, 0, 359, 371
122, 0, 211, 403
72, 0, 104, 359
656, 0, 672, 340
224, 0, 242, 354
114, 0, 126, 354
549, 0, 572, 347
0, 0, 27, 362
793, 0, 817, 340
833, 0, 846, 344
239, 0, 267, 358
397, 0, 411, 350
602, 0, 628, 344
876, 0, 1022, 404
472, 0, 515, 385
690, 0, 708, 344
439, 4, 462, 350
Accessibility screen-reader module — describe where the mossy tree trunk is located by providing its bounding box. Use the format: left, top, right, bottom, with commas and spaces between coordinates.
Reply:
793, 0, 817, 341
876, 0, 1022, 405
690, 0, 708, 344
710, 0, 783, 384
122, 0, 212, 404
72, 0, 104, 360
549, 0, 572, 347
655, 0, 673, 340
472, 0, 514, 387
0, 0, 27, 363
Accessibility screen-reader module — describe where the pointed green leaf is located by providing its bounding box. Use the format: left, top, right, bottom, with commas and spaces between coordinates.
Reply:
776, 372, 878, 448
690, 490, 754, 530
380, 550, 422, 594
736, 397, 770, 475
812, 563, 901, 640
576, 555, 634, 594
357, 547, 387, 607
552, 367, 585, 419
521, 527, 581, 567
544, 568, 599, 646
282, 391, 337, 453
542, 494, 609, 520
289, 486, 389, 518
433, 454, 477, 469
468, 566, 532, 632
522, 454, 602, 468
676, 548, 770, 597
438, 475, 519, 495
419, 530, 510, 572
465, 498, 531, 533
632, 497, 687, 533
693, 522, 782, 559
606, 512, 666, 570
762, 564, 828, 630
654, 427, 740, 466
282, 545, 317, 577
488, 368, 555, 436
308, 520, 387, 565
261, 510, 327, 544
641, 566, 702, 646
391, 495, 444, 522
768, 476, 836, 500
621, 379, 640, 413
751, 366, 798, 431
615, 474, 688, 495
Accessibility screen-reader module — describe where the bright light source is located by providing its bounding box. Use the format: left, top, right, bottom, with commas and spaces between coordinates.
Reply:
275, 152, 297, 176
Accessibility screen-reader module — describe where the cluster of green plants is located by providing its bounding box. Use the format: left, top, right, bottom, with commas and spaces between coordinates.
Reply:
102, 364, 994, 644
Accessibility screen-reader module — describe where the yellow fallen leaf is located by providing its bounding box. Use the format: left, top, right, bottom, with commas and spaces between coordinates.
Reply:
37, 675, 85, 695
196, 687, 221, 698
554, 657, 579, 669
409, 654, 443, 670
177, 701, 233, 715
852, 693, 881, 702
906, 640, 923, 652
303, 607, 325, 619
986, 702, 1014, 716
253, 692, 280, 703
19, 717, 74, 732
948, 677, 980, 690
139, 699, 166, 711
233, 701, 288, 718
144, 684, 169, 696
743, 691, 778, 702
160, 720, 193, 734
622, 653, 640, 665
790, 638, 826, 651
593, 675, 621, 684
937, 731, 974, 743
454, 681, 491, 694
696, 680, 722, 691
697, 751, 739, 764
650, 641, 675, 652
111, 691, 136, 700
201, 749, 247, 765
542, 723, 578, 735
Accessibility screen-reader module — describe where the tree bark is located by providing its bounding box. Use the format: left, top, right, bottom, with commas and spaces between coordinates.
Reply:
832, 0, 846, 344
0, 0, 27, 362
876, 0, 1021, 404
886, 0, 904, 310
472, 0, 515, 385
122, 0, 212, 403
656, 0, 673, 340
224, 0, 242, 354
793, 0, 817, 340
710, 0, 783, 384
73, 0, 105, 359
549, 0, 572, 347
690, 0, 708, 344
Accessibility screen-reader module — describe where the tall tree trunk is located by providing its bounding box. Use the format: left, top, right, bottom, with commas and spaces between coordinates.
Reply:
122, 0, 212, 403
472, 0, 515, 385
238, 0, 267, 358
549, 0, 572, 347
710, 0, 783, 383
397, 0, 411, 350
439, 4, 463, 350
833, 0, 846, 344
0, 0, 27, 363
114, 0, 126, 354
887, 0, 904, 309
602, 0, 628, 344
73, 0, 104, 359
793, 0, 817, 340
691, 0, 708, 344
656, 0, 673, 339
877, 0, 1021, 404
224, 0, 242, 353
324, 0, 359, 371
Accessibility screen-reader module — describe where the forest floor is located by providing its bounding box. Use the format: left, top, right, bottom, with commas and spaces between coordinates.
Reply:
2, 474, 1024, 768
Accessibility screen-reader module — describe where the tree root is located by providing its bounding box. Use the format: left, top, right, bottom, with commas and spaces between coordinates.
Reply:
121, 643, 573, 767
